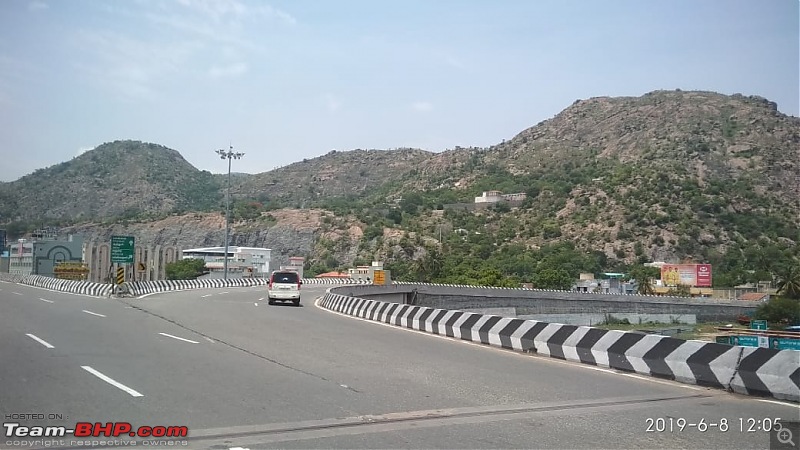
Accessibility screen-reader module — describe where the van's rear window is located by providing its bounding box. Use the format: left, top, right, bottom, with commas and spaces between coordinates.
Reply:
273, 272, 299, 283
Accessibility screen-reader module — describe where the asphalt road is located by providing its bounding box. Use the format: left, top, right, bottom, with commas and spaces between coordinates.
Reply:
1, 280, 798, 450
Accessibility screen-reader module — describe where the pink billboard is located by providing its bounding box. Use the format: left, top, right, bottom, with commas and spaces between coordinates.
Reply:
661, 264, 713, 287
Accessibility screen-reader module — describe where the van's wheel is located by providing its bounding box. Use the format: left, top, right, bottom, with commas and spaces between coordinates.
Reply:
268, 298, 275, 305
293, 299, 300, 307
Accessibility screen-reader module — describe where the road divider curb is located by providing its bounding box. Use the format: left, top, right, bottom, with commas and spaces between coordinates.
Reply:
319, 291, 800, 403
125, 277, 371, 296
0, 273, 112, 297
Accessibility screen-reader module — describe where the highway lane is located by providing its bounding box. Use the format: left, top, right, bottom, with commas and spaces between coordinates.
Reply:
1, 281, 797, 449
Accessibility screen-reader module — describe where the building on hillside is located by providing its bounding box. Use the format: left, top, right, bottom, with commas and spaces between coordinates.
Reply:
182, 246, 271, 276
474, 190, 527, 204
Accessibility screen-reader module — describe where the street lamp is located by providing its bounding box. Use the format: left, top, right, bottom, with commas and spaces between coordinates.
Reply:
216, 145, 245, 280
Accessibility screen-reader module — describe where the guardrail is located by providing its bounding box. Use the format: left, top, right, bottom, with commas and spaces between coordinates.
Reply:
320, 288, 800, 403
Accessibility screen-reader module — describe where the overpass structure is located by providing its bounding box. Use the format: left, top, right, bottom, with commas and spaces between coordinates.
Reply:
1, 272, 795, 404
1, 274, 798, 449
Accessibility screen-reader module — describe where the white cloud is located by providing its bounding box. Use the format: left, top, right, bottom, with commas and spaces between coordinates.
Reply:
208, 62, 248, 78
28, 1, 48, 11
72, 29, 201, 101
411, 101, 434, 112
173, 0, 297, 26
324, 94, 341, 112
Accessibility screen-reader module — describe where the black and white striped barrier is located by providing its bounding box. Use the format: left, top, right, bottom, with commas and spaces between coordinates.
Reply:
319, 292, 800, 403
125, 277, 371, 296
0, 274, 113, 297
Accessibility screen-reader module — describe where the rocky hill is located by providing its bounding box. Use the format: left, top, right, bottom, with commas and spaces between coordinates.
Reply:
231, 148, 434, 206
0, 140, 222, 222
2, 90, 798, 287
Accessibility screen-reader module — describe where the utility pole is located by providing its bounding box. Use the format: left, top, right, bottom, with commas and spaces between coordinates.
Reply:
216, 145, 245, 280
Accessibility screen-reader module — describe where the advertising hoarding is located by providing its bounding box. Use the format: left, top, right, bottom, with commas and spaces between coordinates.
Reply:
661, 264, 712, 287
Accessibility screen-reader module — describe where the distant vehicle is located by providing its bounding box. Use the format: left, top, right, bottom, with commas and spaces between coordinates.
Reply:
267, 270, 302, 306
785, 325, 800, 332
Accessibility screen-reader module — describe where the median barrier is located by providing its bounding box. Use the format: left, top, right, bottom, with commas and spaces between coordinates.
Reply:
0, 273, 113, 297
319, 290, 800, 403
124, 277, 370, 296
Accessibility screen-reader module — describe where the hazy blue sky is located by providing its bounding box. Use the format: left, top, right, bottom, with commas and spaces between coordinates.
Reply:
1, 0, 797, 181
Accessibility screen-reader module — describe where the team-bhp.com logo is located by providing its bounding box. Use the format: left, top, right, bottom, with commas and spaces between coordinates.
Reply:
4, 422, 188, 438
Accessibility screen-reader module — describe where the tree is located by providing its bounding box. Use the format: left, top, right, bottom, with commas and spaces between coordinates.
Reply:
627, 265, 660, 295
754, 297, 800, 325
774, 259, 800, 300
165, 258, 207, 280
532, 268, 573, 290
666, 284, 692, 297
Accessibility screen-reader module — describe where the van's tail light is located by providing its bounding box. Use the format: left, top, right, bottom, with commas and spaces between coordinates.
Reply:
297, 280, 301, 290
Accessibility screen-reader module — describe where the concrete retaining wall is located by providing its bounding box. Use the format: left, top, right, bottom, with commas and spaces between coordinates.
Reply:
320, 290, 800, 403
339, 283, 758, 322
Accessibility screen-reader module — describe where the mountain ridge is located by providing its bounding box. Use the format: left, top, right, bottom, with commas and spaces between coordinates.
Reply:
1, 89, 798, 286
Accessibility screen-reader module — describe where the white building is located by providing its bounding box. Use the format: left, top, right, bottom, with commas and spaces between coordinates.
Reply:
8, 239, 34, 275
474, 190, 527, 203
475, 190, 503, 203
182, 246, 271, 275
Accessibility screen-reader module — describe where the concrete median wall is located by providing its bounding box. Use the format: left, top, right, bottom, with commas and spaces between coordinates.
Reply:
124, 277, 371, 296
321, 289, 799, 403
0, 273, 113, 297
336, 283, 758, 322
0, 273, 369, 298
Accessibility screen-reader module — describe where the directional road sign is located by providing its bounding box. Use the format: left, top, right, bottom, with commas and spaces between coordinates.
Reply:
111, 235, 135, 264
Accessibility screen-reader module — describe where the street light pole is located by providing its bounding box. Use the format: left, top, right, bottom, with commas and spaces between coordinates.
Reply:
216, 145, 245, 280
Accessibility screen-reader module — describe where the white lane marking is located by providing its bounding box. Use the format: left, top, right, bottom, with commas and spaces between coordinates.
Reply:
81, 366, 143, 397
314, 297, 707, 394
39, 298, 54, 303
12, 292, 23, 296
219, 291, 229, 295
757, 398, 800, 409
158, 332, 200, 344
26, 333, 54, 349
230, 447, 251, 450
254, 302, 258, 306
258, 297, 264, 301
201, 294, 212, 298
82, 310, 106, 318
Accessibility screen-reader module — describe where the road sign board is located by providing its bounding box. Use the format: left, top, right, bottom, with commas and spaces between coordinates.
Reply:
373, 270, 385, 285
111, 235, 135, 264
750, 320, 768, 331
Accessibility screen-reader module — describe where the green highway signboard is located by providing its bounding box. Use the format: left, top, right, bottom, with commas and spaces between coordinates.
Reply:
750, 320, 768, 331
111, 235, 135, 264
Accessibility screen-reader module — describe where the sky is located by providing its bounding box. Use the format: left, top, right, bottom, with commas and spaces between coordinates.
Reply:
0, 0, 798, 181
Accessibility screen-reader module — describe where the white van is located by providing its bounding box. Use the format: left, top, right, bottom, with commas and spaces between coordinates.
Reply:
267, 270, 302, 306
